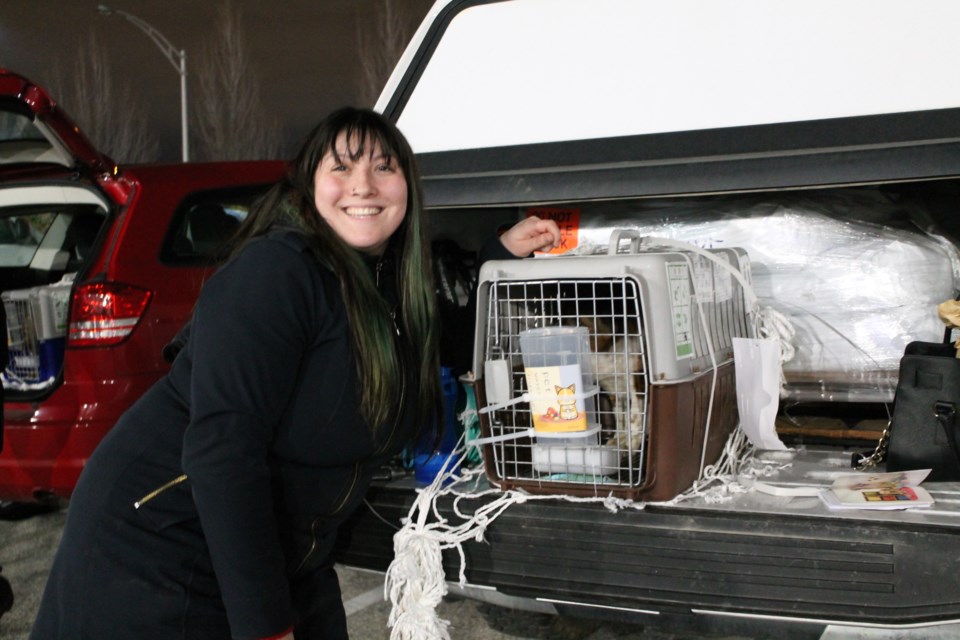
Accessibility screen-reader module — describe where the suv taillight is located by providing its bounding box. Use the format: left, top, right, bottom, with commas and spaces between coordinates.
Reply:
68, 282, 153, 347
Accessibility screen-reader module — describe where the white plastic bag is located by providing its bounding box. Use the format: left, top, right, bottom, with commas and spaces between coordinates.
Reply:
733, 337, 787, 451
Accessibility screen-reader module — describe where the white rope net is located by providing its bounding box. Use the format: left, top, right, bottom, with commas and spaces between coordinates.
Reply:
384, 425, 791, 639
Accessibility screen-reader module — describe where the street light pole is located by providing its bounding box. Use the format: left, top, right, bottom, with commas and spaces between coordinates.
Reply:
97, 4, 189, 162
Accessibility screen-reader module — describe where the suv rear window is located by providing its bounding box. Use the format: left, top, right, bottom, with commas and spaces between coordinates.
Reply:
1, 211, 56, 267
0, 111, 60, 165
0, 205, 105, 287
161, 185, 272, 265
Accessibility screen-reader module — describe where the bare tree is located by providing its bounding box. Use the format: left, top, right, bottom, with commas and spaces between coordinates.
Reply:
356, 0, 421, 107
191, 0, 283, 161
50, 30, 160, 164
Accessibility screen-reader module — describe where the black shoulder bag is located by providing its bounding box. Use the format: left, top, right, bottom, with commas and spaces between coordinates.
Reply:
859, 328, 960, 481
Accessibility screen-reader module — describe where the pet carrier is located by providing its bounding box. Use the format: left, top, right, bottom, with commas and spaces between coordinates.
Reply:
472, 232, 754, 501
2, 279, 72, 387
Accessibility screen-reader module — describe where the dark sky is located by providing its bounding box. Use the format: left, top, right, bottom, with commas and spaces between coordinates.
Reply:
1, 0, 433, 161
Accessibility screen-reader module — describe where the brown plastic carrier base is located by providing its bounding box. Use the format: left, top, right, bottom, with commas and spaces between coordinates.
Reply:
473, 360, 739, 502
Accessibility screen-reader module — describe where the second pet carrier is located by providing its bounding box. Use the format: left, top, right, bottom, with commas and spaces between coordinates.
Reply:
472, 232, 754, 501
2, 278, 72, 388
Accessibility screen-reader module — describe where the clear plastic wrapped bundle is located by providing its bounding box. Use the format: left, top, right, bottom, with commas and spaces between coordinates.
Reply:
567, 191, 960, 402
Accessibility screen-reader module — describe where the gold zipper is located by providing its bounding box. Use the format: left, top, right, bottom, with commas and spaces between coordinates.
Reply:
329, 461, 362, 517
291, 516, 324, 577
291, 462, 362, 577
134, 474, 188, 509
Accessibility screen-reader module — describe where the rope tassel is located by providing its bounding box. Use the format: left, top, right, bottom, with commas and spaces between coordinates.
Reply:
383, 445, 534, 639
385, 524, 452, 639
385, 446, 467, 640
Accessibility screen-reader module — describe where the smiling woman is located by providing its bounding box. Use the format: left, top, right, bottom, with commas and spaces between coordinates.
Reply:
29, 107, 443, 640
313, 131, 408, 256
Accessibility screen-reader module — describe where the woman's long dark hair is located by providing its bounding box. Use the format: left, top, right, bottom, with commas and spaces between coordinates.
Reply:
228, 107, 441, 441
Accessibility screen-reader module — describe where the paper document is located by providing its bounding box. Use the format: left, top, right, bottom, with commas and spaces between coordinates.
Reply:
819, 469, 934, 510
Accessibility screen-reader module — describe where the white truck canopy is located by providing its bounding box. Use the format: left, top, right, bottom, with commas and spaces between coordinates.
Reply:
380, 0, 960, 152
378, 0, 960, 206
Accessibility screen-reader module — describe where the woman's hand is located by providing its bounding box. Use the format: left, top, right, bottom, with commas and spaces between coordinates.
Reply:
499, 216, 562, 257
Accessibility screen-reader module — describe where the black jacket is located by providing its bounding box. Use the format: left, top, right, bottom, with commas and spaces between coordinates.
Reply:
32, 230, 419, 640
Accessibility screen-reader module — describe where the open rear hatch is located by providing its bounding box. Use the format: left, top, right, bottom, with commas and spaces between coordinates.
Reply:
0, 71, 116, 397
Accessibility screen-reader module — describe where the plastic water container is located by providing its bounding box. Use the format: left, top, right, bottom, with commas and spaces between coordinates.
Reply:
413, 366, 461, 484
519, 327, 597, 439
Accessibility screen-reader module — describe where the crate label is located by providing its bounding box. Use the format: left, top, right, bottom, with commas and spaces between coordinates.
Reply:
691, 254, 715, 303
666, 262, 694, 359
713, 253, 735, 302
524, 364, 588, 433
50, 291, 70, 332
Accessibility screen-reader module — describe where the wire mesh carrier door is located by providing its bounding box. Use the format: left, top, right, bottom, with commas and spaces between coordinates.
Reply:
471, 234, 752, 501
2, 282, 70, 387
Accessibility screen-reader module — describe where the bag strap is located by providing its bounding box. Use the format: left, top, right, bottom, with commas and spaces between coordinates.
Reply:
935, 401, 960, 468
853, 421, 890, 470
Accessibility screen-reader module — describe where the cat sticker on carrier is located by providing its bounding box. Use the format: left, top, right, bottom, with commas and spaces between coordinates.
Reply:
555, 384, 579, 421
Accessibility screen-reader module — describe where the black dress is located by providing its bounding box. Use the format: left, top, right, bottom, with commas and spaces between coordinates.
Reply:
31, 230, 418, 640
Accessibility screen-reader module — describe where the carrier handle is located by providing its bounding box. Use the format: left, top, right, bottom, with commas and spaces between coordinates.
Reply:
638, 235, 759, 310
607, 230, 757, 309
608, 231, 765, 342
607, 229, 643, 255
607, 229, 757, 307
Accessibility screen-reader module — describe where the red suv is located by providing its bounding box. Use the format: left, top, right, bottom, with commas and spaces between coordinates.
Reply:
0, 71, 285, 504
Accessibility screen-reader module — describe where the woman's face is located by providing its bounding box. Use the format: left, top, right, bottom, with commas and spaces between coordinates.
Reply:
313, 132, 408, 256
